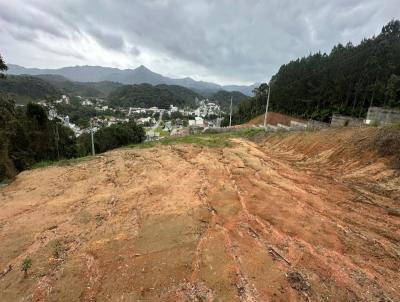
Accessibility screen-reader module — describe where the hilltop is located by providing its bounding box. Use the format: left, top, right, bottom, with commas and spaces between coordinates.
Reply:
7, 64, 258, 96
35, 74, 123, 98
0, 128, 399, 301
108, 83, 203, 109
0, 75, 61, 104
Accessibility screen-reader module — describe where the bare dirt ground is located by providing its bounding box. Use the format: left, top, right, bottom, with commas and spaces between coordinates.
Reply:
0, 128, 399, 301
242, 112, 306, 127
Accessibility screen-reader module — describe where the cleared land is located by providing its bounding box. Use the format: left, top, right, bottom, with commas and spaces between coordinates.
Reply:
243, 112, 306, 127
0, 128, 399, 301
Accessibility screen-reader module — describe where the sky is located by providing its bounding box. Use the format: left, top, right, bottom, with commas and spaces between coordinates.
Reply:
0, 0, 399, 85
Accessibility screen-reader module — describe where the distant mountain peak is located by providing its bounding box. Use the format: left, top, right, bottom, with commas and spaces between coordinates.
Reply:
136, 64, 149, 70
7, 64, 258, 96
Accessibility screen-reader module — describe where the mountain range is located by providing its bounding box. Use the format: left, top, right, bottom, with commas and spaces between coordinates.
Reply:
7, 64, 258, 96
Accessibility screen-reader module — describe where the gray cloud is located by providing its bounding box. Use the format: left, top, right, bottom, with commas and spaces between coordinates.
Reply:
0, 0, 398, 84
86, 26, 126, 50
130, 47, 141, 57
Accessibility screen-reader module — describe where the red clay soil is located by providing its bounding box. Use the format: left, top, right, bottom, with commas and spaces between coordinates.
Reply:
0, 127, 399, 301
244, 112, 306, 127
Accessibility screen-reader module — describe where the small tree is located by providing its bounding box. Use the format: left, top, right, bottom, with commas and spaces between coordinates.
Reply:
21, 258, 32, 278
0, 54, 7, 78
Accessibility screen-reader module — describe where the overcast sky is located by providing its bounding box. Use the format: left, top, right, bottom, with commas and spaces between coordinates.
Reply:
0, 0, 399, 85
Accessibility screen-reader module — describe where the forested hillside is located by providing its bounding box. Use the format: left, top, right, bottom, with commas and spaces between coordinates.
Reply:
0, 75, 61, 103
231, 20, 400, 124
0, 95, 146, 181
0, 56, 146, 181
36, 74, 122, 97
108, 83, 202, 108
0, 95, 77, 180
210, 90, 249, 110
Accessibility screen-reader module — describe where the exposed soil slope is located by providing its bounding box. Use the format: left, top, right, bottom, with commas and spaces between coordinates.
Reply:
244, 112, 306, 126
0, 128, 399, 301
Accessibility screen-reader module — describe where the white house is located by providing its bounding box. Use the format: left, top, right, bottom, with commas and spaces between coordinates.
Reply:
136, 117, 155, 125
195, 117, 204, 127
82, 100, 93, 106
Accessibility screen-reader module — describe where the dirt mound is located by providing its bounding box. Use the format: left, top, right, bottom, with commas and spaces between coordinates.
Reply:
0, 128, 399, 301
244, 112, 306, 126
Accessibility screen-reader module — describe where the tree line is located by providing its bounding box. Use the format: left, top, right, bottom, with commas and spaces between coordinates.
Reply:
108, 83, 202, 109
228, 20, 400, 124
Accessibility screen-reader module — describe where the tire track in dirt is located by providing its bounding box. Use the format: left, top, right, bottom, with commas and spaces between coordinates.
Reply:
168, 146, 216, 284
81, 253, 102, 302
171, 145, 258, 301
1, 132, 399, 301
228, 138, 399, 301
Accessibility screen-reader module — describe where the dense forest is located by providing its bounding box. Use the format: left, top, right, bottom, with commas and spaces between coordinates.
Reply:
0, 74, 123, 101
108, 83, 202, 108
0, 75, 61, 104
0, 95, 145, 181
78, 121, 145, 156
210, 90, 249, 110
0, 95, 77, 180
36, 74, 123, 98
230, 20, 400, 124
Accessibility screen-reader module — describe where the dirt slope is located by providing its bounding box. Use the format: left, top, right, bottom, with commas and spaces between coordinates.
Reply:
0, 128, 399, 301
244, 112, 306, 126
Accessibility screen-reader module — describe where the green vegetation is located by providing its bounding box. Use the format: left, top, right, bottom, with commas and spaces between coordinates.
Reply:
0, 95, 78, 181
211, 90, 249, 110
229, 20, 400, 124
52, 97, 117, 128
0, 178, 12, 186
50, 239, 65, 259
36, 74, 122, 97
21, 258, 32, 278
108, 83, 202, 108
0, 54, 7, 78
223, 83, 269, 125
0, 75, 61, 104
0, 94, 146, 181
0, 56, 147, 181
371, 127, 400, 168
133, 128, 263, 149
135, 134, 232, 148
78, 120, 146, 155
153, 126, 170, 137
30, 156, 96, 170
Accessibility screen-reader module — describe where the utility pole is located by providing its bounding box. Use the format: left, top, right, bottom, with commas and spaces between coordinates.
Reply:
90, 119, 95, 156
229, 96, 233, 127
55, 122, 60, 160
263, 83, 271, 129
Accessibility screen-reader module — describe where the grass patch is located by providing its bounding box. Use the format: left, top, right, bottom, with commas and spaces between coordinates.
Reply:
230, 127, 265, 139
372, 128, 400, 169
390, 123, 400, 129
147, 126, 170, 137
0, 178, 13, 187
133, 134, 232, 149
30, 156, 96, 170
131, 127, 266, 149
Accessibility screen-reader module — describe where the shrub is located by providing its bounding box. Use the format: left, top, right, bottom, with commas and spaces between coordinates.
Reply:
21, 257, 32, 278
51, 240, 64, 259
